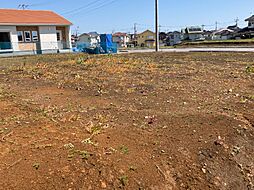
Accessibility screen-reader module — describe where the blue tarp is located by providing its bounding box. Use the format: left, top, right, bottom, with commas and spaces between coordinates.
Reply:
100, 34, 117, 54
74, 34, 117, 54
100, 34, 113, 47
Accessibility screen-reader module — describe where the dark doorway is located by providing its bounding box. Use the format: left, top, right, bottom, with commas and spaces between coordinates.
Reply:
0, 32, 12, 50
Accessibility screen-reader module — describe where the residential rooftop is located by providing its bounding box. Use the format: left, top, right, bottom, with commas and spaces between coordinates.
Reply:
0, 9, 72, 26
245, 15, 254, 21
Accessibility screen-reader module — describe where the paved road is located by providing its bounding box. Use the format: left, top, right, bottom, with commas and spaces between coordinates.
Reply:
119, 47, 254, 54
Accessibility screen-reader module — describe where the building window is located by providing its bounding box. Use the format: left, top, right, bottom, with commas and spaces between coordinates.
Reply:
56, 31, 62, 41
17, 31, 24, 42
32, 31, 39, 42
24, 31, 31, 42
57, 33, 60, 41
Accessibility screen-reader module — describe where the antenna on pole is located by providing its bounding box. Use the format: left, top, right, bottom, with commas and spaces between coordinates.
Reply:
134, 23, 138, 36
201, 24, 205, 31
155, 0, 159, 52
235, 17, 239, 26
75, 26, 80, 36
18, 4, 29, 10
215, 21, 218, 30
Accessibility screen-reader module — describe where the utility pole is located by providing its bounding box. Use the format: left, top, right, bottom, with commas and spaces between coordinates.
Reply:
134, 23, 138, 46
235, 17, 239, 26
215, 21, 218, 31
155, 0, 159, 52
201, 24, 205, 31
134, 23, 138, 35
74, 26, 79, 37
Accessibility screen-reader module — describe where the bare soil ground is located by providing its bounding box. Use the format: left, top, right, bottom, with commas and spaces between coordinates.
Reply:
0, 52, 253, 190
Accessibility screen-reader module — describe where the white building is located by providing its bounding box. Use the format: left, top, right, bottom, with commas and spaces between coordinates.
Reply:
182, 26, 204, 41
245, 15, 254, 28
77, 32, 100, 47
167, 31, 182, 46
112, 32, 130, 48
0, 9, 72, 56
212, 29, 234, 40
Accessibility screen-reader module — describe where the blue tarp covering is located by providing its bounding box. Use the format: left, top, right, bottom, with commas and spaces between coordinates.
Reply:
100, 34, 117, 54
74, 34, 117, 54
100, 34, 113, 46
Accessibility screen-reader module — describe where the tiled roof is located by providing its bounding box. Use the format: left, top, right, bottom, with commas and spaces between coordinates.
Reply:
138, 30, 155, 35
0, 9, 72, 25
113, 32, 127, 37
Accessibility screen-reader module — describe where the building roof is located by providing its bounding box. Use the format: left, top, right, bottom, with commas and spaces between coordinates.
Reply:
245, 15, 254, 22
213, 29, 234, 36
0, 9, 72, 26
238, 27, 254, 34
88, 32, 99, 36
79, 32, 99, 38
185, 26, 203, 34
138, 30, 155, 36
202, 30, 213, 35
168, 31, 181, 35
227, 24, 240, 31
113, 32, 128, 37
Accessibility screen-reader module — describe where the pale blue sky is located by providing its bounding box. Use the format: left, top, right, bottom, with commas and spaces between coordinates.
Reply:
1, 0, 254, 34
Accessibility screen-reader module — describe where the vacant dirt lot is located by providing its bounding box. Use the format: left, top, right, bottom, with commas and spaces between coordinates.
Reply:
0, 52, 253, 190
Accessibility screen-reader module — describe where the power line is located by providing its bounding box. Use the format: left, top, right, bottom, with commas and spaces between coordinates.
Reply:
63, 0, 119, 17
109, 18, 247, 34
77, 0, 118, 16
30, 1, 54, 7
62, 0, 106, 15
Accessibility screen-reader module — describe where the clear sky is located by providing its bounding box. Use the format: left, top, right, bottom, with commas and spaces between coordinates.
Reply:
1, 0, 254, 34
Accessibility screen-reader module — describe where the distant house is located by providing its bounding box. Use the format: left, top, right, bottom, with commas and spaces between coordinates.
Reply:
227, 24, 240, 32
112, 32, 130, 48
202, 30, 213, 40
238, 27, 254, 39
237, 15, 254, 39
245, 15, 254, 28
167, 31, 182, 46
212, 29, 234, 40
159, 32, 167, 44
182, 26, 204, 41
0, 9, 72, 55
128, 34, 138, 47
77, 32, 100, 47
137, 30, 155, 48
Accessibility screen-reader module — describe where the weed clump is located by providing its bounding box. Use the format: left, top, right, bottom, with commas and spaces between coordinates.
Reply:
76, 56, 88, 65
119, 175, 128, 186
33, 163, 40, 170
246, 65, 254, 73
120, 145, 129, 154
